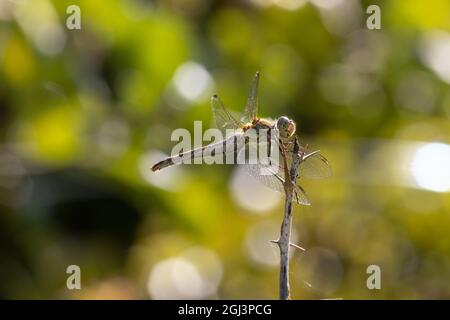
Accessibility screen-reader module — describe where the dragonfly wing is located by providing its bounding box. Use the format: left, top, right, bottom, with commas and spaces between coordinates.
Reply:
239, 151, 312, 206
238, 140, 312, 206
240, 71, 260, 123
278, 141, 332, 180
299, 150, 332, 179
238, 140, 285, 193
295, 185, 311, 206
241, 162, 285, 193
211, 94, 242, 135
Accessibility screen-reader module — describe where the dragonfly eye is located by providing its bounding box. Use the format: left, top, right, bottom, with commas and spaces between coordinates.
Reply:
287, 121, 296, 137
276, 116, 295, 138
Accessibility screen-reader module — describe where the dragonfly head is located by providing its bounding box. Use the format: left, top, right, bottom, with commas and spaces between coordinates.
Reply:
276, 116, 296, 138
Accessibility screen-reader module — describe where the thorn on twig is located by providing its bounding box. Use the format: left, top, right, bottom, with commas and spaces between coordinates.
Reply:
268, 240, 306, 252
289, 242, 306, 252
269, 239, 279, 246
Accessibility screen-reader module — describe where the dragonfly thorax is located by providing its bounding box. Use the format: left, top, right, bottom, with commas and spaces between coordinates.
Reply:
242, 118, 275, 133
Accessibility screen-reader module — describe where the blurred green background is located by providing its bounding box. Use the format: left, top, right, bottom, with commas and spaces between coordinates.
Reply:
1, 0, 450, 299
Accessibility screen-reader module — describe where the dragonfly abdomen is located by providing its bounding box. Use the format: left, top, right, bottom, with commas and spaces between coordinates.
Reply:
151, 146, 206, 171
151, 157, 174, 171
151, 134, 245, 171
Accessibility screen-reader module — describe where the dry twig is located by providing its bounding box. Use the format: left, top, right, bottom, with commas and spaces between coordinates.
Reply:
273, 137, 302, 300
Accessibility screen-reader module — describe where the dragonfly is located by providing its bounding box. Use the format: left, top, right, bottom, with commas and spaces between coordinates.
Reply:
152, 72, 331, 205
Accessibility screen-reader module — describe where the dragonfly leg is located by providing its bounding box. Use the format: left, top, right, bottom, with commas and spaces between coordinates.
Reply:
293, 188, 300, 204
303, 149, 320, 160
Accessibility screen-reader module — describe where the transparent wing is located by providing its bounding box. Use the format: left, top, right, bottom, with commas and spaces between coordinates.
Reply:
298, 147, 332, 179
238, 140, 285, 192
243, 161, 285, 193
280, 140, 332, 180
211, 94, 242, 135
238, 139, 310, 205
294, 185, 311, 206
240, 71, 260, 123
234, 128, 329, 206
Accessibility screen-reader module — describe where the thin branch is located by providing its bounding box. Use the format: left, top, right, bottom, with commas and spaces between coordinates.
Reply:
275, 137, 302, 300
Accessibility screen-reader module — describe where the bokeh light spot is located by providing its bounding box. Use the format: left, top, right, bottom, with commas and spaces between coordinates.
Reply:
420, 31, 450, 84
173, 61, 214, 103
410, 143, 450, 192
147, 247, 222, 299
139, 150, 187, 192
229, 166, 281, 214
